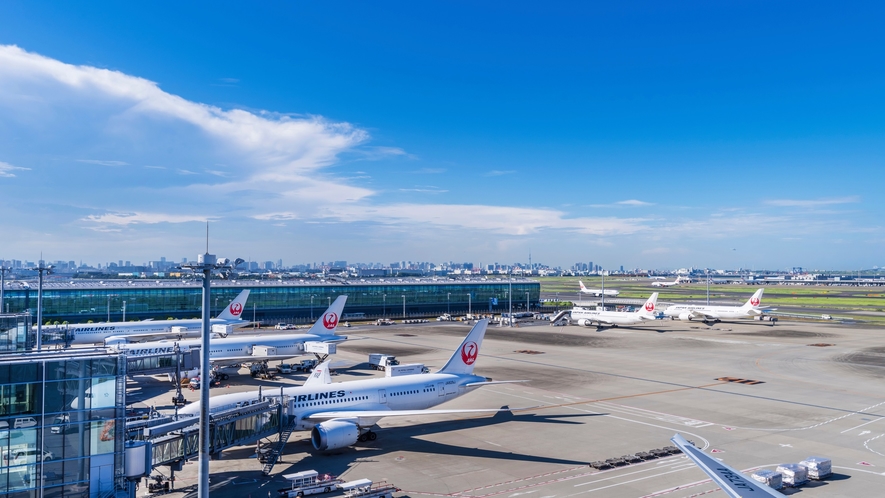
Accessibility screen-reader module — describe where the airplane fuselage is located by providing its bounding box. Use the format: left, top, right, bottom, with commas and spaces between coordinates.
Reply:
664, 305, 758, 320
178, 372, 487, 431
44, 318, 247, 345
571, 307, 651, 326
114, 332, 333, 360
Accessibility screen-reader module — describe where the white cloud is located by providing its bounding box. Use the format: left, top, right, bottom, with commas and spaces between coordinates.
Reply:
765, 197, 860, 208
483, 169, 516, 177
76, 159, 128, 166
0, 161, 29, 178
617, 199, 653, 206
83, 212, 213, 226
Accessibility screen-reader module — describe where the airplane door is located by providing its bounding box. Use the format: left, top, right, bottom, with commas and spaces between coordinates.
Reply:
437, 382, 445, 397
378, 389, 387, 404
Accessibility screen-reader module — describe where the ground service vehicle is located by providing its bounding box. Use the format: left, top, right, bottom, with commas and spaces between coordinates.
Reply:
278, 470, 343, 497
368, 354, 399, 371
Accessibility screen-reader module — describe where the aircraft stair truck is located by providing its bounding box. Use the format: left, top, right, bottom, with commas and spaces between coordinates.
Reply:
368, 354, 399, 371
340, 479, 400, 498
277, 470, 344, 497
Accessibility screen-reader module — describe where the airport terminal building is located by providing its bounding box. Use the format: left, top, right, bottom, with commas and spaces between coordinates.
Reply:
0, 278, 540, 324
0, 349, 128, 498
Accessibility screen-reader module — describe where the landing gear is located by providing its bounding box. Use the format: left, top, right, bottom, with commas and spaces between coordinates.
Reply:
358, 431, 377, 442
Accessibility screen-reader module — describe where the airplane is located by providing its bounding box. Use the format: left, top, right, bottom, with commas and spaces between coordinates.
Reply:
578, 281, 619, 297
671, 434, 784, 497
570, 293, 659, 329
652, 276, 685, 287
178, 319, 525, 451
664, 289, 768, 323
112, 295, 348, 367
43, 290, 251, 345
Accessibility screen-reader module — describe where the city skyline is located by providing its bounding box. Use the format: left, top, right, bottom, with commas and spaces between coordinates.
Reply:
0, 3, 883, 268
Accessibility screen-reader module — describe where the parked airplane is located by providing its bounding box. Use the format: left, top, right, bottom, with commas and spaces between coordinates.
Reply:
664, 289, 767, 323
652, 276, 685, 287
178, 319, 524, 451
578, 281, 620, 297
570, 293, 659, 329
44, 290, 251, 345
671, 434, 784, 497
113, 295, 348, 366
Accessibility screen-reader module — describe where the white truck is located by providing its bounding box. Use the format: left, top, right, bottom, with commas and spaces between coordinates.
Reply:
368, 354, 399, 371
277, 470, 344, 497
437, 314, 454, 321
386, 363, 430, 377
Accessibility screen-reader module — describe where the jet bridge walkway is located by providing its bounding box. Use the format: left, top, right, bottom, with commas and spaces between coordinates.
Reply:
127, 397, 285, 469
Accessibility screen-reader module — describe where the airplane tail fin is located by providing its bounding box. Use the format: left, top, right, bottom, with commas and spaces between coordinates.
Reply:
307, 295, 348, 335
743, 288, 764, 308
579, 280, 587, 291
303, 360, 333, 387
638, 292, 659, 316
438, 319, 488, 375
215, 290, 250, 321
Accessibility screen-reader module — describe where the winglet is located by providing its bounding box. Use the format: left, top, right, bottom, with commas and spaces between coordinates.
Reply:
215, 290, 250, 320
671, 434, 785, 497
307, 295, 348, 336
438, 319, 488, 375
303, 360, 333, 387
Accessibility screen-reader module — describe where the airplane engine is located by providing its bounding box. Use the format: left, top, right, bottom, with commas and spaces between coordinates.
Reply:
104, 336, 129, 347
310, 420, 360, 451
678, 312, 693, 321
577, 319, 594, 327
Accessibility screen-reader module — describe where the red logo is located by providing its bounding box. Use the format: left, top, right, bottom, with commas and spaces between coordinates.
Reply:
229, 302, 243, 316
322, 312, 339, 330
750, 297, 760, 306
461, 341, 478, 365
645, 302, 655, 312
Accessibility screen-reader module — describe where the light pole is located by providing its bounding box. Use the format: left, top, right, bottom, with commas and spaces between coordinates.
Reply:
402, 295, 406, 319
180, 251, 238, 498
107, 295, 111, 322
706, 269, 710, 305
215, 297, 219, 317
0, 265, 10, 315
447, 292, 451, 314
383, 294, 386, 317
310, 295, 315, 321
508, 269, 513, 327
467, 293, 471, 316
122, 301, 126, 322
601, 269, 605, 310
525, 292, 530, 311
35, 261, 53, 351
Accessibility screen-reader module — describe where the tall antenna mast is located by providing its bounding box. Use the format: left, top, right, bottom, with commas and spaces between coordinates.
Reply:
205, 222, 209, 254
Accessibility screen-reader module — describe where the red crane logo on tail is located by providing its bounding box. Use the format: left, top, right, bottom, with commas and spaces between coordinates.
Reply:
645, 302, 655, 312
229, 302, 243, 317
750, 297, 760, 306
461, 341, 478, 365
322, 312, 339, 330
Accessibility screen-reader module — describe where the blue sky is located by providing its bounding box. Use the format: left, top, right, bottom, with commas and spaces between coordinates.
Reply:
0, 1, 883, 270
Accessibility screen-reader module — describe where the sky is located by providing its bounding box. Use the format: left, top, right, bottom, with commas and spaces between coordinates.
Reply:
0, 1, 883, 270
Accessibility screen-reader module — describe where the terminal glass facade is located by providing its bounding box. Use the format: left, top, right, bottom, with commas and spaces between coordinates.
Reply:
1, 281, 540, 323
0, 314, 33, 353
0, 354, 126, 498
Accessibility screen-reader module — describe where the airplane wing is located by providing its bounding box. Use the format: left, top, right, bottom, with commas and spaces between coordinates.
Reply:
671, 434, 784, 498
687, 310, 720, 320
104, 330, 200, 344
208, 354, 304, 367
464, 380, 529, 387
304, 407, 511, 424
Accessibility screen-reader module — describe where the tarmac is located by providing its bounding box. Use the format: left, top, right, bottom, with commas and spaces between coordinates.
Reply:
133, 317, 885, 498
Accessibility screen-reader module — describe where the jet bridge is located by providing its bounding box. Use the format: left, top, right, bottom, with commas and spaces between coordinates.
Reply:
127, 396, 285, 470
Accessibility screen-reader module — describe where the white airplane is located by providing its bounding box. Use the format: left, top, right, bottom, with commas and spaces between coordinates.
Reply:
671, 434, 784, 497
578, 280, 619, 297
570, 293, 659, 329
44, 290, 251, 345
652, 276, 685, 287
664, 289, 767, 323
113, 295, 348, 367
178, 319, 524, 450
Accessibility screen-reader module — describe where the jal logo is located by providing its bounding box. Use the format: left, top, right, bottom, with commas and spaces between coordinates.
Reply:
750, 297, 760, 306
322, 312, 339, 330
461, 341, 478, 365
229, 302, 243, 316
645, 302, 655, 312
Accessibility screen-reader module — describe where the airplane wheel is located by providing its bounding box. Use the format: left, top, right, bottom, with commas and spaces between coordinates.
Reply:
368, 432, 377, 441
358, 433, 368, 442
